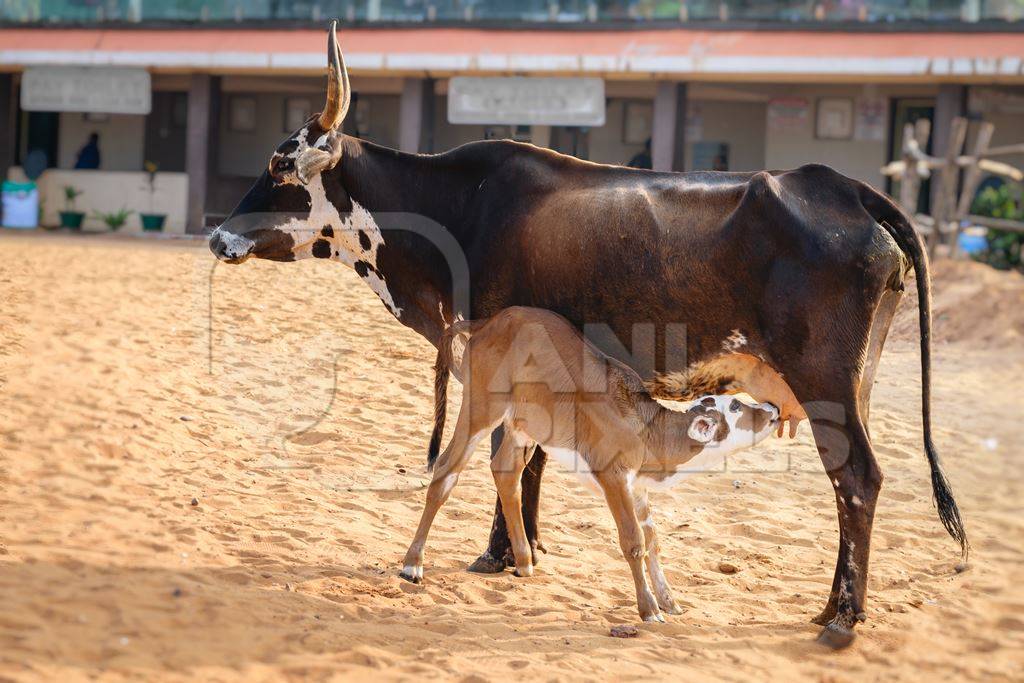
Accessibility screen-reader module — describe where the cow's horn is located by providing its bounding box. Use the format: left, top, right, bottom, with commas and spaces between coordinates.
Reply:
318, 20, 351, 131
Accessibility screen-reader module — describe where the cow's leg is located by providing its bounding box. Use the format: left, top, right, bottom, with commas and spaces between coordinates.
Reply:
857, 287, 903, 430
521, 445, 547, 561
803, 286, 901, 632
786, 369, 881, 649
469, 425, 547, 573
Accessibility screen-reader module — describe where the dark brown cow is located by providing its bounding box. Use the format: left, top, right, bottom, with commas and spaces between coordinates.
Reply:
209, 22, 966, 648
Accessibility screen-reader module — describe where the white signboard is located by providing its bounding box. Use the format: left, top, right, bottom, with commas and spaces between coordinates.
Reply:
21, 67, 151, 115
448, 77, 605, 127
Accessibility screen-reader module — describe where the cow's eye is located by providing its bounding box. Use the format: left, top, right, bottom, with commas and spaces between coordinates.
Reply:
729, 399, 742, 413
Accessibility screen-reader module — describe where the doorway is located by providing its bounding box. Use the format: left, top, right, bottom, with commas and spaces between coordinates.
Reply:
18, 111, 60, 170
887, 98, 935, 214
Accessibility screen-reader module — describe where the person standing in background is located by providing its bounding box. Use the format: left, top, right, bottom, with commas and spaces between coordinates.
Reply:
627, 137, 652, 169
74, 133, 101, 170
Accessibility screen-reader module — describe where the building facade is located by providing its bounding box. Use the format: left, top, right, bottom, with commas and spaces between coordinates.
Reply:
1, 1, 1022, 232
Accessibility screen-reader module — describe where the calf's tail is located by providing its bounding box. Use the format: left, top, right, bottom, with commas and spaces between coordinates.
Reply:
859, 183, 969, 559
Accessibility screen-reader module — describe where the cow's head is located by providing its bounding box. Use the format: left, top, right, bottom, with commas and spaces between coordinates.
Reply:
209, 21, 352, 264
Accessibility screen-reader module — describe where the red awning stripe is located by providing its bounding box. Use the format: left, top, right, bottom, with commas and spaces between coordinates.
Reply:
1, 28, 1021, 78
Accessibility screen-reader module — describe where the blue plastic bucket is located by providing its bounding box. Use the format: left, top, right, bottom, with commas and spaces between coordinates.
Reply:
957, 227, 989, 255
1, 181, 39, 229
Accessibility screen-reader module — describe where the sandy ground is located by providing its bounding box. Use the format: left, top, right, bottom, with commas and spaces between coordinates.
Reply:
1, 231, 1023, 682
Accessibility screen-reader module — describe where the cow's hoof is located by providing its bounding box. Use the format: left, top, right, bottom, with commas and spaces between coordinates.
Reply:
811, 606, 837, 626
467, 552, 507, 574
816, 623, 856, 650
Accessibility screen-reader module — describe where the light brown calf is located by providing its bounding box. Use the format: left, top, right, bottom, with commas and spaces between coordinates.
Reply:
400, 306, 779, 622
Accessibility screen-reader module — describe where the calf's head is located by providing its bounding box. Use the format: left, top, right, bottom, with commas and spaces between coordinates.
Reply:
209, 21, 351, 264
686, 395, 779, 454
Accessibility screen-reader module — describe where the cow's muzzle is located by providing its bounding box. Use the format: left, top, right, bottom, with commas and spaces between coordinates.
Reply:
209, 228, 255, 263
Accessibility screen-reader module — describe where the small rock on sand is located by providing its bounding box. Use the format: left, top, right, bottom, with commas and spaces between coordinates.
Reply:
718, 561, 740, 574
190, 497, 199, 506
610, 624, 639, 638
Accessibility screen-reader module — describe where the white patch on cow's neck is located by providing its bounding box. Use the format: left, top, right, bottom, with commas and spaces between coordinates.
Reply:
721, 329, 747, 352
274, 172, 402, 319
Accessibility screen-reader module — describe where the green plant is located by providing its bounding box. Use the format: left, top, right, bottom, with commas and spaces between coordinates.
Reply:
63, 185, 84, 211
970, 184, 1023, 272
92, 208, 133, 231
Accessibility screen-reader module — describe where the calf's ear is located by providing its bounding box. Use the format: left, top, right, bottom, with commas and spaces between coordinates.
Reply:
688, 415, 719, 444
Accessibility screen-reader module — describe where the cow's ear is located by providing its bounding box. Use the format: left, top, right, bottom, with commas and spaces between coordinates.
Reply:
688, 414, 719, 444
296, 136, 342, 184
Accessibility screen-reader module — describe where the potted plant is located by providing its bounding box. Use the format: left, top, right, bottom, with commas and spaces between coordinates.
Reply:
59, 185, 85, 229
139, 161, 166, 231
92, 208, 133, 232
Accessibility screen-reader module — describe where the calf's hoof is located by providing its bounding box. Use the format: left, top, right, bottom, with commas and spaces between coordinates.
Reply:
531, 539, 548, 565
513, 564, 534, 578
816, 622, 856, 649
662, 601, 684, 616
641, 612, 666, 624
399, 565, 423, 584
467, 552, 508, 574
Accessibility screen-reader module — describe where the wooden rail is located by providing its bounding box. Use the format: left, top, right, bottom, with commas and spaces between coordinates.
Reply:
881, 117, 1023, 255
966, 215, 1024, 235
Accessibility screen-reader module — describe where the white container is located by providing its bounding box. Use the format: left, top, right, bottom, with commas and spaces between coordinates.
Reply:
1, 181, 39, 229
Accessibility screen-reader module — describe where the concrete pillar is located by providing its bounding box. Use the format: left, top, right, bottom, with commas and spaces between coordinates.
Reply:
531, 125, 552, 149
185, 74, 220, 234
399, 77, 434, 153
0, 74, 15, 183
652, 81, 687, 172
421, 77, 435, 154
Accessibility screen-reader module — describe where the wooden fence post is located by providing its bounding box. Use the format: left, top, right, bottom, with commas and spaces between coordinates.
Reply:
928, 116, 968, 255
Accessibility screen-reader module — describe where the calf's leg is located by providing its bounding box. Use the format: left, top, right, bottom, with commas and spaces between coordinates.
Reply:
401, 410, 489, 583
490, 430, 537, 577
633, 490, 682, 615
599, 473, 662, 623
470, 425, 547, 573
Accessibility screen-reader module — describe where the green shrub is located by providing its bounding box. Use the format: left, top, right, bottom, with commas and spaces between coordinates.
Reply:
970, 184, 1023, 272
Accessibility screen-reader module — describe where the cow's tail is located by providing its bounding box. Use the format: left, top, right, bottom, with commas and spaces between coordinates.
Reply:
427, 320, 479, 471
859, 183, 968, 559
